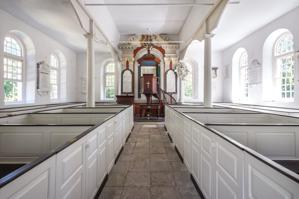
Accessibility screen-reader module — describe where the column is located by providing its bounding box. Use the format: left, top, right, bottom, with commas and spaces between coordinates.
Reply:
204, 33, 213, 107
86, 19, 95, 107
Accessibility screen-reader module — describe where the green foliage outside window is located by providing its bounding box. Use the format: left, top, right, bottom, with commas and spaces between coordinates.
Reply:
4, 80, 18, 102
184, 81, 193, 97
105, 87, 115, 99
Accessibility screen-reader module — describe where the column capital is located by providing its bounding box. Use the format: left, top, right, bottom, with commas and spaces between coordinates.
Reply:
204, 33, 215, 39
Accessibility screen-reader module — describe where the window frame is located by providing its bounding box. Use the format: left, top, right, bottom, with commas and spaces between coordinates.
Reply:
103, 62, 116, 101
3, 35, 26, 104
182, 63, 193, 100
49, 53, 60, 101
238, 50, 249, 99
273, 32, 295, 102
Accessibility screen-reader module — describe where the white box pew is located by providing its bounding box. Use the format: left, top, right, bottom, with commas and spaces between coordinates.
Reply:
0, 113, 114, 125
206, 124, 299, 160
0, 126, 92, 159
0, 105, 47, 112
185, 112, 299, 124
165, 105, 299, 199
175, 107, 255, 113
41, 107, 124, 113
0, 103, 83, 118
0, 105, 134, 199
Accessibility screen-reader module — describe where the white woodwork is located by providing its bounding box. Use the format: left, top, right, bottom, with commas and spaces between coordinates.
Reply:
0, 156, 56, 199
208, 125, 299, 159
106, 120, 115, 173
184, 118, 192, 171
97, 126, 106, 187
165, 106, 299, 199
56, 138, 85, 199
186, 113, 299, 124
0, 106, 134, 199
43, 108, 124, 113
244, 153, 299, 199
0, 126, 90, 157
85, 130, 98, 199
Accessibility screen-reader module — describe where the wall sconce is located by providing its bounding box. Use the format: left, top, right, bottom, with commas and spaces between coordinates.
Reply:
251, 59, 261, 67
212, 67, 218, 79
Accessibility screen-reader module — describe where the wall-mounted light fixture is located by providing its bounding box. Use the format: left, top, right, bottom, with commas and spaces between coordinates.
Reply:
251, 59, 261, 67
212, 67, 218, 79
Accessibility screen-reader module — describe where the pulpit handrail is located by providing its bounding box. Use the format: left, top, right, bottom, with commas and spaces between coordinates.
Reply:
157, 88, 177, 105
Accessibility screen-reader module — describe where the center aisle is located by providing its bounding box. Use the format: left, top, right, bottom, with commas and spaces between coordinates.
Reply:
98, 122, 202, 199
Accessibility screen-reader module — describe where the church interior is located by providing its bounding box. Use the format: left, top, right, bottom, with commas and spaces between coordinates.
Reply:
0, 0, 299, 198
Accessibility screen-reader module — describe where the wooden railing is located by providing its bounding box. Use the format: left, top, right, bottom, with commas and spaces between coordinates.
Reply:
156, 88, 177, 105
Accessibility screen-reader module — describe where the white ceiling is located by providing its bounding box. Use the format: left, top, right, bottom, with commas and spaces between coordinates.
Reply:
212, 0, 299, 51
85, 0, 215, 36
0, 0, 110, 52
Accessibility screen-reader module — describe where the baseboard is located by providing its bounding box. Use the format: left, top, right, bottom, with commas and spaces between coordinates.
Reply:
190, 174, 206, 199
115, 147, 124, 164
93, 174, 108, 199
126, 132, 131, 142
167, 133, 173, 143
174, 146, 184, 163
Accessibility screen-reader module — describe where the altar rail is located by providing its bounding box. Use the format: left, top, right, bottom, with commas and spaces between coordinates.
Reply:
165, 105, 299, 199
0, 105, 134, 199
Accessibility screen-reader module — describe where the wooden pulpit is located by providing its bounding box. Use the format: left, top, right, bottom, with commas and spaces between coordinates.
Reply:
140, 74, 157, 104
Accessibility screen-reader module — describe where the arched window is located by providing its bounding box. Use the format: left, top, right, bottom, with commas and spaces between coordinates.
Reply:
183, 64, 193, 99
239, 50, 249, 98
49, 54, 59, 100
232, 48, 249, 102
274, 32, 295, 100
3, 36, 24, 103
104, 62, 115, 100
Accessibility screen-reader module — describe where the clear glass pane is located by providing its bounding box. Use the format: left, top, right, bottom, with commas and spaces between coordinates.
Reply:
105, 62, 115, 73
4, 37, 22, 57
275, 33, 294, 56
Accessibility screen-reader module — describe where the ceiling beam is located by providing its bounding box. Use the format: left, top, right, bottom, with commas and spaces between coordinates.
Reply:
84, 2, 239, 7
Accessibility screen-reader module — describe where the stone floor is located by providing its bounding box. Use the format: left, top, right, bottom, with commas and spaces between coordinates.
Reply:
98, 122, 202, 199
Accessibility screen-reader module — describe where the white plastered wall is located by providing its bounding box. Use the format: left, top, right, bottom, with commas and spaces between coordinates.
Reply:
76, 52, 118, 102
0, 9, 77, 106
220, 7, 299, 107
183, 40, 224, 103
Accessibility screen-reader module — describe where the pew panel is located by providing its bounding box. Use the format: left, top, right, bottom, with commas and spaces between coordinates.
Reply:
165, 106, 299, 199
0, 126, 90, 157
244, 153, 299, 199
0, 156, 56, 199
208, 125, 299, 159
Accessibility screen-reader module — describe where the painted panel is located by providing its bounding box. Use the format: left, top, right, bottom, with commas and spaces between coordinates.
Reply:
9, 171, 49, 199
201, 155, 212, 199
255, 132, 295, 157
248, 166, 292, 199
0, 133, 43, 156
216, 172, 237, 199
